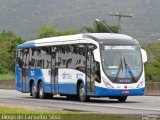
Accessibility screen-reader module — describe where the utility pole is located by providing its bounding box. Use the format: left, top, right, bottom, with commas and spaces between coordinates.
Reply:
109, 13, 132, 32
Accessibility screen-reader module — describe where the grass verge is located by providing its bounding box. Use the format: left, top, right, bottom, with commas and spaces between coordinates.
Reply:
0, 73, 14, 80
0, 107, 141, 120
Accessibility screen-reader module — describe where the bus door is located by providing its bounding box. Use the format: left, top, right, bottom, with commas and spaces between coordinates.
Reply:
86, 50, 95, 94
22, 49, 29, 92
51, 47, 59, 93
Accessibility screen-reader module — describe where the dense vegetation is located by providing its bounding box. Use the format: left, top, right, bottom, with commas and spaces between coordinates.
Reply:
33, 26, 79, 39
81, 20, 119, 33
0, 26, 79, 78
0, 31, 25, 74
1, 0, 160, 43
0, 23, 160, 82
143, 42, 160, 82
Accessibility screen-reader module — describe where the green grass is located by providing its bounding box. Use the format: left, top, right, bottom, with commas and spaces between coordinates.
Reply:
0, 73, 14, 80
0, 107, 141, 120
145, 62, 160, 82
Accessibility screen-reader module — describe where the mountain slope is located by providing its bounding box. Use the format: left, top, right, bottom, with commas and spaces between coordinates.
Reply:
0, 0, 160, 43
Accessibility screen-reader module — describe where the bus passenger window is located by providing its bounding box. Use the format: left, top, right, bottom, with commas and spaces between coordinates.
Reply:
17, 50, 23, 69
42, 47, 51, 69
30, 48, 36, 68
95, 62, 101, 83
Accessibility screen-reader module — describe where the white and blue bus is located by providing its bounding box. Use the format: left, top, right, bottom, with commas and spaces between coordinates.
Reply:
15, 33, 147, 102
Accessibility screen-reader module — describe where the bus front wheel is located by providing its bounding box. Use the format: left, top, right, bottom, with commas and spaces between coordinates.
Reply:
78, 83, 90, 102
117, 96, 127, 102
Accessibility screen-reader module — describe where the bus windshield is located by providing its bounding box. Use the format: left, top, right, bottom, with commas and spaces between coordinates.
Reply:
100, 45, 143, 83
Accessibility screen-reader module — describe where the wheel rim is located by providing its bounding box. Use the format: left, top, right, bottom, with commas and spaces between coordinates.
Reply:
79, 85, 85, 100
32, 83, 36, 95
39, 83, 43, 97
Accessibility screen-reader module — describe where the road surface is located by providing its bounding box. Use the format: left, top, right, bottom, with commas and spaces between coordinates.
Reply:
0, 89, 160, 114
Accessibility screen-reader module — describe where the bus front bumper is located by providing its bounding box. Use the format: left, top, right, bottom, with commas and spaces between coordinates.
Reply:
95, 86, 145, 97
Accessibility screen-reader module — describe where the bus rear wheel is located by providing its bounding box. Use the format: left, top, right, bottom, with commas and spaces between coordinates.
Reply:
39, 81, 53, 99
31, 82, 38, 98
78, 83, 90, 102
117, 96, 127, 102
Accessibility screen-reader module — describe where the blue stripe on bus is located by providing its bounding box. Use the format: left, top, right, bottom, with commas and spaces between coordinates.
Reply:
43, 83, 77, 94
95, 86, 145, 97
17, 42, 35, 49
58, 83, 77, 94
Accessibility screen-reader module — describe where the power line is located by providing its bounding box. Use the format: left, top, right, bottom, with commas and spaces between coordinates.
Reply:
109, 13, 133, 32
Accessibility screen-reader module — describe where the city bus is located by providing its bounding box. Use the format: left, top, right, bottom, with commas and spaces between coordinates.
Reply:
15, 33, 147, 102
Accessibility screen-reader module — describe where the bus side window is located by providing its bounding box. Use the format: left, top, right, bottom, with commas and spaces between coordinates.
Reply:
66, 45, 73, 68
55, 47, 60, 67
90, 52, 101, 83
95, 61, 101, 83
42, 47, 51, 69
16, 49, 23, 69
30, 48, 36, 68
45, 47, 51, 69
36, 48, 41, 68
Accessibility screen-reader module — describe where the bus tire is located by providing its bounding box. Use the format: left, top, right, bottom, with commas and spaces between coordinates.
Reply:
39, 81, 53, 99
78, 83, 90, 102
118, 96, 127, 102
31, 82, 38, 98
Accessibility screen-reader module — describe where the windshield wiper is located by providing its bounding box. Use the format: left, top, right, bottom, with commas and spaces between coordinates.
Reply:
124, 57, 136, 82
114, 58, 123, 82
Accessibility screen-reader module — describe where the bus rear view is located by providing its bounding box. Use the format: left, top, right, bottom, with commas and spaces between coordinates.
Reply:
15, 33, 147, 102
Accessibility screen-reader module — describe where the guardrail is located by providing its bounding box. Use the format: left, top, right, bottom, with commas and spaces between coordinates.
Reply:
0, 80, 160, 96
0, 80, 15, 89
145, 82, 160, 96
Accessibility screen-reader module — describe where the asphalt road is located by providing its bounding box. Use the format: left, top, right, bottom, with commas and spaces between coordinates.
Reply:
0, 89, 160, 114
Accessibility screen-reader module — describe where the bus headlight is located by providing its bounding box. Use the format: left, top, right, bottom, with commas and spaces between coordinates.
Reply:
102, 78, 114, 88
137, 80, 144, 88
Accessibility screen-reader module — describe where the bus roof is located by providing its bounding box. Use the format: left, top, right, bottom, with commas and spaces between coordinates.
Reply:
17, 33, 139, 49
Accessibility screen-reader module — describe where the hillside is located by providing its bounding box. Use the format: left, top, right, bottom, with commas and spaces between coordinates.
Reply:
0, 0, 160, 43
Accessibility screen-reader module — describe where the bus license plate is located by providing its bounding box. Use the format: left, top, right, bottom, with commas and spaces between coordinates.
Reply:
122, 90, 129, 94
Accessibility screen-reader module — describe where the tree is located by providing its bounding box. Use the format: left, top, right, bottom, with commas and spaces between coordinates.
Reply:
143, 41, 160, 82
82, 20, 119, 33
33, 26, 79, 39
0, 31, 25, 73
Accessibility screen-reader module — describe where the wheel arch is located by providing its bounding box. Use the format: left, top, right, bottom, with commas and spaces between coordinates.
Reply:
77, 79, 84, 94
29, 79, 34, 93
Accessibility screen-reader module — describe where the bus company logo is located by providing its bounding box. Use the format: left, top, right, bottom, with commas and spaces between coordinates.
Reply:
62, 72, 72, 79
76, 73, 83, 78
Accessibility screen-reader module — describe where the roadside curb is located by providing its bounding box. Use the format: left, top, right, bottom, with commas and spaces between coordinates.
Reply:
0, 80, 15, 89
145, 82, 160, 96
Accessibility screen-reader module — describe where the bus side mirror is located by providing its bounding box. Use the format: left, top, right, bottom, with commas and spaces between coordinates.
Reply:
93, 49, 100, 62
141, 49, 147, 63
